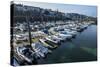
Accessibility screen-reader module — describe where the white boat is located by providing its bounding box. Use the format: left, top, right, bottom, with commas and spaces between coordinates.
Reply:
39, 39, 54, 48
31, 42, 49, 58
16, 46, 35, 63
45, 36, 61, 45
58, 32, 72, 39
52, 35, 64, 41
70, 27, 81, 32
82, 24, 88, 29
15, 34, 28, 41
55, 34, 66, 41
61, 30, 77, 36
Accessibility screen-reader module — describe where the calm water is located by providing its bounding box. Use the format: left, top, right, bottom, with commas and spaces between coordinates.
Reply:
38, 25, 97, 64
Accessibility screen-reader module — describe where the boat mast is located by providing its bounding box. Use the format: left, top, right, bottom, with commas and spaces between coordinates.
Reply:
26, 17, 32, 46
22, 5, 32, 47
80, 14, 81, 23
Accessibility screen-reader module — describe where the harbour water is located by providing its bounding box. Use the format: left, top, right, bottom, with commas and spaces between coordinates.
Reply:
37, 25, 97, 64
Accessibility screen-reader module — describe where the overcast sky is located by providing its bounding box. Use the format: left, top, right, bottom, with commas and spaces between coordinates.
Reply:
14, 1, 97, 17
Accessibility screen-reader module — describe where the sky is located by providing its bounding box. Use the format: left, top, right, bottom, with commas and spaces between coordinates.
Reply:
14, 1, 97, 17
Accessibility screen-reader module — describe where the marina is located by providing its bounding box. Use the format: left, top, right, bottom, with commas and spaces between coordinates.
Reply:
10, 2, 97, 66
12, 21, 97, 65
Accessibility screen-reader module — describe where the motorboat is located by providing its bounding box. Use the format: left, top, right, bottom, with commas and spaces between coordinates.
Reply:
16, 46, 37, 64
58, 32, 72, 39
55, 34, 67, 41
39, 39, 54, 49
52, 35, 63, 41
61, 30, 77, 36
45, 36, 61, 45
31, 42, 50, 58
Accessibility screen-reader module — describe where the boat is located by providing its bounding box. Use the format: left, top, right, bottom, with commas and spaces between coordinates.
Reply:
15, 34, 28, 41
61, 30, 77, 36
39, 39, 55, 49
16, 46, 37, 64
11, 56, 20, 66
55, 34, 67, 41
31, 42, 50, 58
45, 36, 61, 45
81, 24, 88, 29
52, 35, 64, 41
58, 32, 72, 39
70, 26, 82, 32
